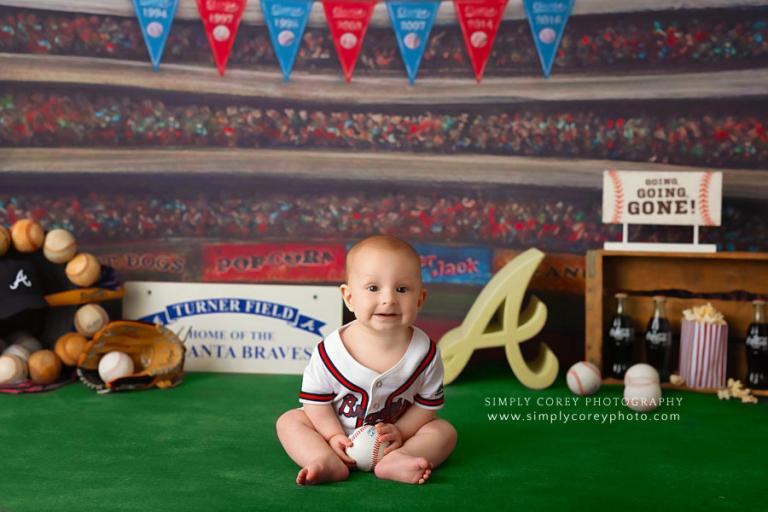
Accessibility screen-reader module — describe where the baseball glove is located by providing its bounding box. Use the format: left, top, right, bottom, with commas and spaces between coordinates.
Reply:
77, 321, 186, 393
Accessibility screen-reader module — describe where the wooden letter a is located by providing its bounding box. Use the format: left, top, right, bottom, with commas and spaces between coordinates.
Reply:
439, 248, 558, 389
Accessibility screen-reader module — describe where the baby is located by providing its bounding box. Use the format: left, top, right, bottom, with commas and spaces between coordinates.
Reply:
276, 235, 457, 485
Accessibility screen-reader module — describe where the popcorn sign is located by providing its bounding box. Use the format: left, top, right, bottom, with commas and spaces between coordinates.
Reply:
603, 170, 722, 227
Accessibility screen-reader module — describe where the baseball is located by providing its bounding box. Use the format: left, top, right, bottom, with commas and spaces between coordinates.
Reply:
7, 331, 42, 353
146, 21, 164, 38
403, 32, 421, 50
539, 27, 556, 44
470, 30, 488, 49
98, 351, 134, 383
0, 225, 10, 256
624, 363, 660, 386
566, 361, 602, 396
43, 228, 78, 263
346, 425, 391, 472
3, 343, 31, 363
74, 303, 110, 337
65, 253, 101, 287
340, 32, 358, 50
10, 219, 45, 253
28, 349, 62, 385
212, 24, 231, 42
0, 355, 27, 385
55, 332, 88, 366
277, 29, 295, 47
624, 380, 662, 412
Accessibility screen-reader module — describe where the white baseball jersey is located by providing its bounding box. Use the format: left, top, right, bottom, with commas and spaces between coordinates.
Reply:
299, 322, 445, 435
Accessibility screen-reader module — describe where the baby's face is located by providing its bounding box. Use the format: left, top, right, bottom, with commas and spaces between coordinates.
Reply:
341, 247, 426, 335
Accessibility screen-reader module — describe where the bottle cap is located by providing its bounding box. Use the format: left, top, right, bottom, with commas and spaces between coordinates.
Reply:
614, 292, 628, 299
652, 295, 666, 302
753, 299, 766, 305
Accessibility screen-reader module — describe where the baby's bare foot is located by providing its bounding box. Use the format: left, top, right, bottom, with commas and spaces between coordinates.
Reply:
296, 458, 349, 485
374, 451, 433, 484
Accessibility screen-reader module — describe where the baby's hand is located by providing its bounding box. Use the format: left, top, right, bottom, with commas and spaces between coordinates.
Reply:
328, 433, 356, 467
375, 423, 403, 456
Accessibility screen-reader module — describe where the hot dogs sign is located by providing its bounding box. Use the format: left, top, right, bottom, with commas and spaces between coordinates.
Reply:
602, 170, 723, 252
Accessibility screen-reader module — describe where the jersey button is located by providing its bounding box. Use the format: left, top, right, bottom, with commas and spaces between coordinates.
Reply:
376, 381, 383, 388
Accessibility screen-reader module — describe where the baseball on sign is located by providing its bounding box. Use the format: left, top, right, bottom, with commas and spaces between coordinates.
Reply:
146, 22, 164, 38
212, 25, 231, 42
403, 32, 421, 50
538, 28, 556, 44
346, 425, 391, 472
469, 31, 488, 48
339, 32, 358, 50
277, 30, 295, 47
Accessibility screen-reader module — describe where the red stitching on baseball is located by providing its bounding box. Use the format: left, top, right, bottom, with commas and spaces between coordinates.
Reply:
372, 435, 382, 469
607, 170, 624, 223
349, 428, 362, 443
569, 370, 586, 395
699, 172, 715, 226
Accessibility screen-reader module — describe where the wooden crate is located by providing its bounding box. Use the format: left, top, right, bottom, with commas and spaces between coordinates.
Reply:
585, 250, 768, 394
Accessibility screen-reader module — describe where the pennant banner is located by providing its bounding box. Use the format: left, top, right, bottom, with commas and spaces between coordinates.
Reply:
322, 0, 376, 82
454, 0, 507, 82
262, 0, 312, 82
524, 0, 573, 78
387, 0, 439, 85
196, 0, 247, 76
133, 0, 179, 70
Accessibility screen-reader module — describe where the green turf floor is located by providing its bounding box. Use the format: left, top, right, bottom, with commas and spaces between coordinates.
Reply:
1, 359, 766, 512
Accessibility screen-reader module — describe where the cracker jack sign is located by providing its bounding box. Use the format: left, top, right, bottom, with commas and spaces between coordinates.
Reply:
602, 170, 722, 253
123, 282, 342, 374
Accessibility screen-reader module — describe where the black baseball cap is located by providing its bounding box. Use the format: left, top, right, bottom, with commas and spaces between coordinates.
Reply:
0, 257, 47, 320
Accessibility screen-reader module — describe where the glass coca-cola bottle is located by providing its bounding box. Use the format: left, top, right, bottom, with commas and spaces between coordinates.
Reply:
746, 299, 768, 389
604, 292, 634, 379
645, 296, 674, 382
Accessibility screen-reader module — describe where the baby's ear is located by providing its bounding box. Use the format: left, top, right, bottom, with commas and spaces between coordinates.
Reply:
417, 287, 428, 309
339, 283, 354, 312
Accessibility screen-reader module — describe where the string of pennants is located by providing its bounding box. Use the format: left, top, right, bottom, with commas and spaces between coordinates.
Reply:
133, 0, 573, 82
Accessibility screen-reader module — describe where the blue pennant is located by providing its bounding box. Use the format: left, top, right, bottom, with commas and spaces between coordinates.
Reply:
262, 0, 313, 82
387, 1, 440, 85
133, 0, 179, 71
523, 0, 573, 78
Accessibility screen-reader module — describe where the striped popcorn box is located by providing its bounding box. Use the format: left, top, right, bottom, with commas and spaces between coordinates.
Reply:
679, 318, 728, 389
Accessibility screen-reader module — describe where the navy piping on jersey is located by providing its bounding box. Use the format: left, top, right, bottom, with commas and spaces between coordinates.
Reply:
385, 339, 437, 408
317, 340, 369, 428
414, 394, 445, 407
299, 391, 335, 403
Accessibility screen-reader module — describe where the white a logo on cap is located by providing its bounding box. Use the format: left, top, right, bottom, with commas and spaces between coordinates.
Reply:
9, 269, 32, 290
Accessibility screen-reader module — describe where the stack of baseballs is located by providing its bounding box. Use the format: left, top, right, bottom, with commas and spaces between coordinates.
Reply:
1, 219, 102, 288
565, 361, 664, 412
1, 220, 113, 388
0, 332, 62, 386
624, 364, 662, 412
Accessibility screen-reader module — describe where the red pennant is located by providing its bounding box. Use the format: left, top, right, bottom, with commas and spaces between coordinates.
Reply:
196, 0, 247, 76
454, 0, 507, 82
322, 0, 376, 82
